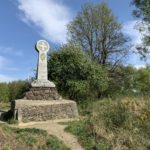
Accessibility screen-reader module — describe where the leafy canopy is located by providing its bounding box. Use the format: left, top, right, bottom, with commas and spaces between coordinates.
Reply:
48, 44, 108, 101
68, 2, 130, 67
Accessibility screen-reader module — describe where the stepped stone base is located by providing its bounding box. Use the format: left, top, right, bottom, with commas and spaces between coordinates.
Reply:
24, 87, 61, 100
11, 99, 78, 123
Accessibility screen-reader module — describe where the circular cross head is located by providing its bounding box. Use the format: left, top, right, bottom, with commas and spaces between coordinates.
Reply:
35, 40, 50, 53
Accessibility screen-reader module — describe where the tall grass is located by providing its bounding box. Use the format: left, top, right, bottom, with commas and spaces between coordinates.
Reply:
66, 97, 150, 150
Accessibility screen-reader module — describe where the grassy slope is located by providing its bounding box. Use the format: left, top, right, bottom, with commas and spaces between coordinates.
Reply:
0, 103, 10, 112
0, 124, 70, 150
65, 97, 150, 150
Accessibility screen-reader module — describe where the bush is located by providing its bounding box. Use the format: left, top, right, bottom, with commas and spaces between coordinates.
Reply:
105, 66, 136, 97
8, 80, 30, 100
46, 135, 70, 150
48, 44, 108, 101
0, 83, 9, 102
134, 66, 150, 95
105, 65, 150, 97
0, 80, 30, 102
66, 98, 150, 150
65, 120, 110, 150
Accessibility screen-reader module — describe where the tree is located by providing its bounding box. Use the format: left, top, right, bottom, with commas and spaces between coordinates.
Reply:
68, 2, 130, 67
48, 44, 108, 101
8, 80, 30, 100
132, 0, 150, 58
0, 83, 9, 102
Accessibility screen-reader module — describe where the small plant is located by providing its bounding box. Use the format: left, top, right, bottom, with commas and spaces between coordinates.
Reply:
46, 135, 70, 150
13, 127, 47, 136
1, 145, 9, 150
105, 103, 129, 129
65, 120, 110, 150
24, 135, 37, 146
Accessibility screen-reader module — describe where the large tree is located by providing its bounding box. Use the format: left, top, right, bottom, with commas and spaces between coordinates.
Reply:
68, 2, 130, 67
132, 0, 150, 58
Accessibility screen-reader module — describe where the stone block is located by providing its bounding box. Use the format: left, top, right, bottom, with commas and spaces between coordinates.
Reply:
11, 99, 78, 123
24, 87, 61, 100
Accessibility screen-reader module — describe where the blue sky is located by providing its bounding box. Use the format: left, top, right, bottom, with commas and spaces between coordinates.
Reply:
0, 0, 147, 82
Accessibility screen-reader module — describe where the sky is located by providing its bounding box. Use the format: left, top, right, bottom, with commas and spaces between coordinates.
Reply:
0, 0, 147, 82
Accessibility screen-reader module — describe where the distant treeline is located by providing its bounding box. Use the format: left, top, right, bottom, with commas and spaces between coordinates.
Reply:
0, 80, 30, 102
48, 44, 150, 102
1, 45, 150, 103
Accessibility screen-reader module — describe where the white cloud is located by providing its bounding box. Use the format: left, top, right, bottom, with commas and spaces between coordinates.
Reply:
17, 0, 71, 44
123, 20, 143, 50
0, 55, 20, 71
0, 46, 23, 56
0, 56, 9, 69
134, 64, 146, 69
0, 74, 15, 82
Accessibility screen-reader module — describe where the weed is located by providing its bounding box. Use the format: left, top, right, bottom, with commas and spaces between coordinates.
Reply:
1, 145, 9, 150
46, 135, 70, 150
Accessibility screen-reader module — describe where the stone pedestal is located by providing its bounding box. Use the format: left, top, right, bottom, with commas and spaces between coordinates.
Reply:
25, 87, 61, 100
11, 100, 78, 123
10, 40, 79, 123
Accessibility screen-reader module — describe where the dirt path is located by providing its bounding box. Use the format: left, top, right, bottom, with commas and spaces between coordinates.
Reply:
17, 120, 84, 150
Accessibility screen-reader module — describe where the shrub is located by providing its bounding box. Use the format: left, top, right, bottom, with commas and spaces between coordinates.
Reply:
46, 135, 70, 150
48, 44, 108, 101
66, 98, 150, 150
134, 66, 150, 95
105, 66, 136, 97
8, 80, 30, 100
0, 80, 30, 102
66, 80, 90, 101
0, 83, 9, 102
65, 120, 110, 150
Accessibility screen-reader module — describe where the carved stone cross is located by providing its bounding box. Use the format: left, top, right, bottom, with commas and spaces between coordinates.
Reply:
31, 40, 55, 87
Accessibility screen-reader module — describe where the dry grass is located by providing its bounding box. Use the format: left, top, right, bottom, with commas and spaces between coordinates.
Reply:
0, 103, 10, 111
0, 124, 70, 150
66, 97, 150, 150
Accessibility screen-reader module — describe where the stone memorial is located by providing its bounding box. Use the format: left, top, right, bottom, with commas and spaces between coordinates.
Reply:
25, 40, 60, 100
11, 40, 78, 123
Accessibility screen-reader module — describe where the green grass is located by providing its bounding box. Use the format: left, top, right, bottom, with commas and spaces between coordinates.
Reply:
0, 124, 70, 150
65, 97, 150, 150
0, 102, 10, 111
65, 120, 110, 150
46, 135, 70, 150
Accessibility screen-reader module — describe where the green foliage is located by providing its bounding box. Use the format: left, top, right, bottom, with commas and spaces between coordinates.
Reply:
8, 80, 30, 100
12, 127, 48, 136
23, 135, 37, 146
65, 120, 110, 150
104, 103, 129, 129
46, 135, 70, 150
105, 65, 150, 97
0, 80, 30, 102
1, 145, 9, 150
48, 44, 108, 101
0, 83, 9, 102
66, 98, 150, 149
132, 0, 150, 58
68, 2, 130, 66
132, 0, 150, 22
133, 66, 150, 94
66, 80, 90, 100
1, 125, 69, 150
105, 66, 136, 97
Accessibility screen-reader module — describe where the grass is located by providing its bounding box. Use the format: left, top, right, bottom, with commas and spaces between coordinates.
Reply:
0, 102, 10, 111
65, 97, 150, 150
0, 124, 70, 150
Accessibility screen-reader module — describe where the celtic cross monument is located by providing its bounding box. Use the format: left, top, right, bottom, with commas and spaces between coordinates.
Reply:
31, 40, 55, 87
11, 40, 78, 123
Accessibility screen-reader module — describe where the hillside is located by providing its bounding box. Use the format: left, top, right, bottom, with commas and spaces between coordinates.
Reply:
66, 97, 150, 150
0, 123, 70, 150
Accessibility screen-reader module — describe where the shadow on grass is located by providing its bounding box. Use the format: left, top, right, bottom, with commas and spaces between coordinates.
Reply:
0, 110, 17, 124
